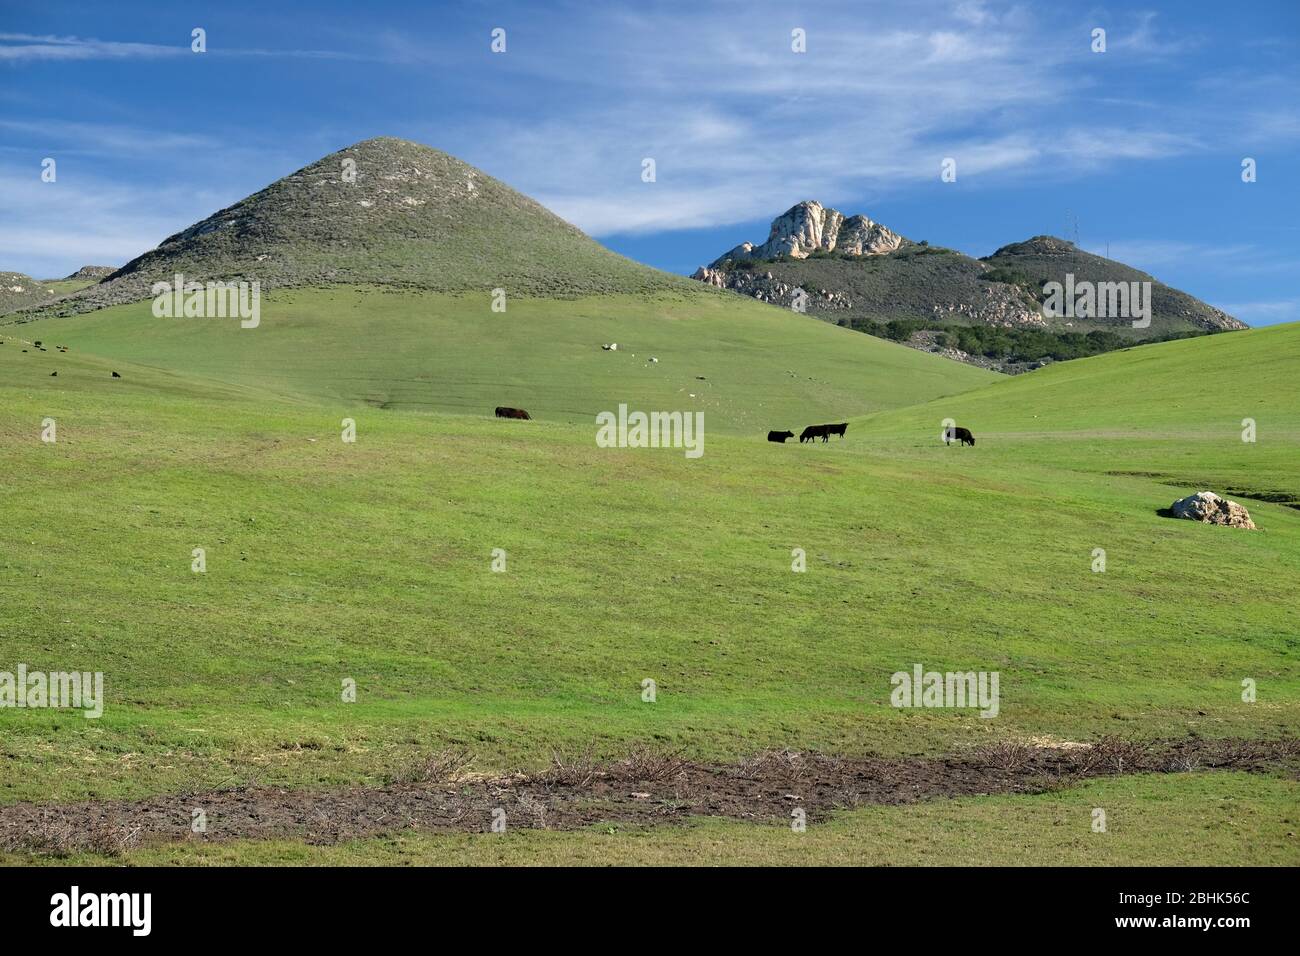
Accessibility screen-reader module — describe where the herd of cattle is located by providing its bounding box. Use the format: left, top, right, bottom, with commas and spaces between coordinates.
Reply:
497, 406, 976, 447
767, 423, 848, 443
770, 423, 976, 445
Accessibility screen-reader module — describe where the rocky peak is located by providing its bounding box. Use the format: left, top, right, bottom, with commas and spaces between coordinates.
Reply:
65, 265, 117, 281
707, 200, 906, 267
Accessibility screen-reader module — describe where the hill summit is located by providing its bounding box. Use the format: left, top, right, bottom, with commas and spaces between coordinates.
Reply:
42, 137, 693, 315
692, 202, 1244, 370
703, 200, 907, 268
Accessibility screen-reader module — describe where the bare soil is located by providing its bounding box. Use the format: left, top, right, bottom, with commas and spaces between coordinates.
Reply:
2, 737, 1295, 856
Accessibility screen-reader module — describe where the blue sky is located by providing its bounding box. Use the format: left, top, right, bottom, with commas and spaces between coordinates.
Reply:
2, 0, 1298, 325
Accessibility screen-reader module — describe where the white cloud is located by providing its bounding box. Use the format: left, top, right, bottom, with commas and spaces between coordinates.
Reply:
0, 33, 185, 61
1215, 299, 1300, 326
0, 160, 241, 279
417, 3, 1233, 239
2, 1, 1297, 277
0, 32, 371, 62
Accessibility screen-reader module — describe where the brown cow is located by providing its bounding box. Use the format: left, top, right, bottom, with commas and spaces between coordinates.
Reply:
495, 406, 531, 420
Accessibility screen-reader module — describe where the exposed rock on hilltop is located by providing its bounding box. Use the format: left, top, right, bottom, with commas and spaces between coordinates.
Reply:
65, 265, 116, 281
704, 200, 906, 267
23, 137, 699, 318
691, 203, 1244, 372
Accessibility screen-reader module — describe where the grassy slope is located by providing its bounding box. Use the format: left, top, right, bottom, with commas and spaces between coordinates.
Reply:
39, 278, 97, 297
857, 322, 1300, 505
0, 323, 1295, 812
3, 288, 994, 429
6, 772, 1296, 866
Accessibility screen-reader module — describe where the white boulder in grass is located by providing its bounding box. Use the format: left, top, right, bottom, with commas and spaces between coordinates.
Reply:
1170, 491, 1256, 530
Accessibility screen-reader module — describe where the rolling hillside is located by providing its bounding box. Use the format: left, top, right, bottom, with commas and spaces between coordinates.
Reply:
693, 202, 1244, 361
1, 310, 1294, 810
0, 270, 112, 317
5, 137, 995, 428
34, 137, 698, 317
1, 143, 1293, 868
0, 272, 64, 316
3, 288, 994, 430
858, 321, 1300, 509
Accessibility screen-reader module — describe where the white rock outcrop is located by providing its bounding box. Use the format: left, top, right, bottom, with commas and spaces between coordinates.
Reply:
1170, 491, 1257, 530
707, 200, 905, 266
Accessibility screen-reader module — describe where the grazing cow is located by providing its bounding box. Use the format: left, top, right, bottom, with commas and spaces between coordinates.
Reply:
767, 430, 795, 443
495, 406, 531, 420
826, 422, 848, 440
944, 425, 975, 446
50, 371, 57, 377
800, 424, 829, 443
111, 371, 121, 378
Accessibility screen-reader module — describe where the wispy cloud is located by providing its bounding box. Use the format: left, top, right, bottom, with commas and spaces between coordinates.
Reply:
1, 0, 1297, 293
1216, 298, 1300, 325
0, 32, 372, 62
0, 33, 184, 62
0, 157, 250, 279
402, 2, 1269, 239
1085, 240, 1300, 279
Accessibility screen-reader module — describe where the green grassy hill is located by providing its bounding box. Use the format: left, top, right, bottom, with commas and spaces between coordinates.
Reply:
5, 287, 994, 429
858, 321, 1300, 508
38, 137, 697, 317
0, 141, 1293, 866
0, 272, 64, 316
0, 317, 1294, 818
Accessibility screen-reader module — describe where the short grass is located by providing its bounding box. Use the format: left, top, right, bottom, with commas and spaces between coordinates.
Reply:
1, 316, 1295, 811
4, 287, 993, 428
4, 772, 1295, 866
858, 321, 1300, 505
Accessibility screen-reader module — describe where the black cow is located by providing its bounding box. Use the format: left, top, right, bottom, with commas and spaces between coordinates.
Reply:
768, 430, 795, 443
495, 406, 531, 420
944, 425, 975, 446
826, 422, 848, 440
800, 424, 829, 443
50, 371, 57, 377
111, 371, 121, 378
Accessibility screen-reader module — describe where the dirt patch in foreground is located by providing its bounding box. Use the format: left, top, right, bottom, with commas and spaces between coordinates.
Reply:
2, 737, 1295, 856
